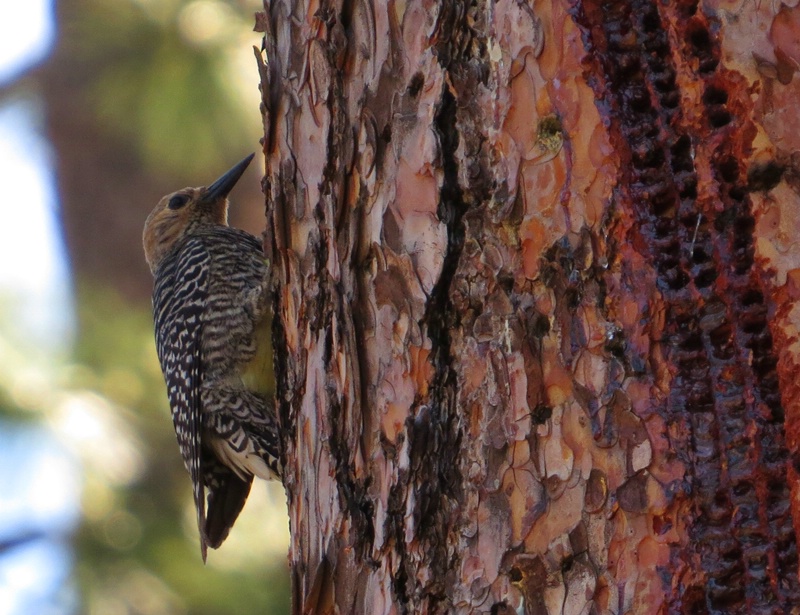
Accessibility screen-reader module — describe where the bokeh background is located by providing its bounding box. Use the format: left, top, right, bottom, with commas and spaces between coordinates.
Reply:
0, 1, 290, 613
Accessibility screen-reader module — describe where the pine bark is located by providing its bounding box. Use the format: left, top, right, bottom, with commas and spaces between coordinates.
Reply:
257, 1, 800, 613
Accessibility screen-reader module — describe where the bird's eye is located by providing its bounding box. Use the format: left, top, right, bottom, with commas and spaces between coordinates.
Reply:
168, 194, 190, 210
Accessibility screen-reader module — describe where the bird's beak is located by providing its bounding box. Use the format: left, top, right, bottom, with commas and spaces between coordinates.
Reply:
202, 153, 255, 202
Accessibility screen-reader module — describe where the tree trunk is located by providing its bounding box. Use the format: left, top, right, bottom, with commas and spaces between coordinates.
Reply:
257, 1, 800, 612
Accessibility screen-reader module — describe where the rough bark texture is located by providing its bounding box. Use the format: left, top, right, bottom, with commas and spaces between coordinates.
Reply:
256, 1, 800, 613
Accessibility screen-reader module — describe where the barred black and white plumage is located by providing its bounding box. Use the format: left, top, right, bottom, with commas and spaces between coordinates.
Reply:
142, 154, 282, 561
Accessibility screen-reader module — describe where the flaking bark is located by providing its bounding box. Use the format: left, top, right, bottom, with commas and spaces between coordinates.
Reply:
256, 1, 800, 613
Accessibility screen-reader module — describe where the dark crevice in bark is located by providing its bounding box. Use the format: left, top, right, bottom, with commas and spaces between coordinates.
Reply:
319, 9, 377, 569
571, 0, 799, 612
384, 0, 493, 608
386, 484, 411, 613
328, 385, 376, 559
387, 5, 479, 609
267, 164, 299, 482
394, 82, 466, 611
270, 283, 293, 469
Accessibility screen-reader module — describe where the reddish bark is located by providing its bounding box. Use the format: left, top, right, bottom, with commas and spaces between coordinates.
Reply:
257, 1, 800, 612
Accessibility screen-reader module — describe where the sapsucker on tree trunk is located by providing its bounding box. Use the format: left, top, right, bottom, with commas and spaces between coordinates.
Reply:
142, 154, 281, 561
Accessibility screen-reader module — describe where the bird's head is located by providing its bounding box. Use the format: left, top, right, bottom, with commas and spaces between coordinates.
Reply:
143, 153, 255, 274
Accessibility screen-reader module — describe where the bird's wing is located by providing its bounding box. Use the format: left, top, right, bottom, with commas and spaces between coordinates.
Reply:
153, 237, 210, 559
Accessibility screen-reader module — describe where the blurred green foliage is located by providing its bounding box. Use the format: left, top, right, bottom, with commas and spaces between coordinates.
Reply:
66, 0, 261, 177
0, 285, 290, 614
1, 0, 293, 612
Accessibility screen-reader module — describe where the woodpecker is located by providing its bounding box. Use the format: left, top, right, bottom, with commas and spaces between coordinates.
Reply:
142, 154, 281, 560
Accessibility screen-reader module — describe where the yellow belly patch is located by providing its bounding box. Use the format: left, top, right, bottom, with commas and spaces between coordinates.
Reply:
241, 313, 273, 396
